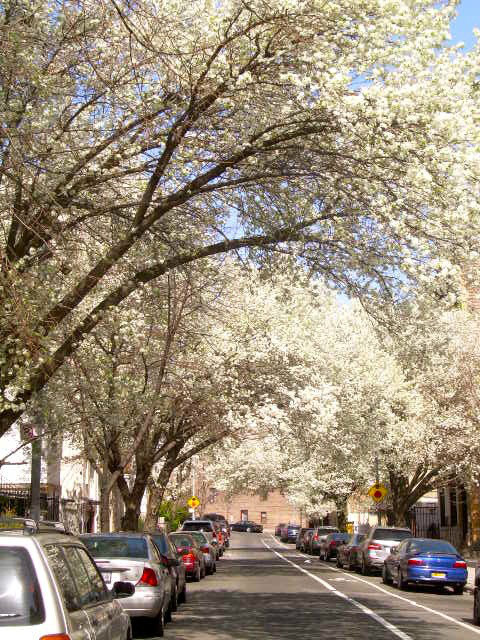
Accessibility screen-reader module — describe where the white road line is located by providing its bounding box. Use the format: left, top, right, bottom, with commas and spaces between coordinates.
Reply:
268, 536, 480, 637
262, 540, 412, 640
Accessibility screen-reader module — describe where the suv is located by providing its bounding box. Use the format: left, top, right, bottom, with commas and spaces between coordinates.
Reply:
181, 520, 220, 557
0, 518, 132, 640
309, 526, 339, 555
357, 526, 412, 575
280, 524, 301, 543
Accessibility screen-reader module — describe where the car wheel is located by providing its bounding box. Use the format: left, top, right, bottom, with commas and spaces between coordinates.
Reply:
474, 591, 480, 624
453, 585, 464, 595
178, 584, 186, 604
193, 566, 201, 582
336, 556, 343, 568
382, 564, 392, 585
201, 565, 206, 579
347, 558, 355, 571
361, 557, 369, 576
150, 607, 165, 637
398, 570, 408, 590
164, 601, 172, 624
247, 527, 252, 532
171, 585, 178, 612
325, 552, 330, 562
213, 562, 217, 573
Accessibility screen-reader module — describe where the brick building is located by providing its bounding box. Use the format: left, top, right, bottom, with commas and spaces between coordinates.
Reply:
203, 489, 304, 530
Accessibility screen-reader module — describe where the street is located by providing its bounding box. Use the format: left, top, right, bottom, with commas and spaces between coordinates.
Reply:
136, 532, 480, 640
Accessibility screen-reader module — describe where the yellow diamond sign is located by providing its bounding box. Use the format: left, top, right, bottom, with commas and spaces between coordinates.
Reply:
187, 496, 200, 509
368, 484, 388, 503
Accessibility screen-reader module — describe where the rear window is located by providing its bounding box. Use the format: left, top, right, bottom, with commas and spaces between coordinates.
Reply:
332, 533, 349, 541
81, 536, 148, 559
373, 529, 411, 541
409, 540, 457, 555
0, 547, 45, 626
151, 534, 169, 555
182, 522, 213, 532
170, 534, 197, 548
189, 532, 208, 545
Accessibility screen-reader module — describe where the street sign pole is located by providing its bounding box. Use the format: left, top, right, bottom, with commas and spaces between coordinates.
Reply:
192, 459, 196, 520
375, 456, 381, 525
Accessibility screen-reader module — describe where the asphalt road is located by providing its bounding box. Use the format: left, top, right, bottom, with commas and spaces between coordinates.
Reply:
135, 532, 480, 640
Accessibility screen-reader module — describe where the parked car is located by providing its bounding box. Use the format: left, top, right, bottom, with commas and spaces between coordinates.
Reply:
0, 517, 133, 640
336, 533, 366, 570
188, 530, 217, 575
169, 532, 206, 581
308, 526, 339, 555
275, 523, 286, 536
474, 562, 480, 624
280, 523, 301, 543
231, 520, 263, 532
296, 527, 313, 550
149, 530, 187, 610
319, 532, 350, 561
301, 529, 315, 553
213, 522, 226, 556
357, 526, 412, 575
181, 519, 220, 558
81, 532, 172, 635
204, 514, 231, 545
382, 537, 467, 593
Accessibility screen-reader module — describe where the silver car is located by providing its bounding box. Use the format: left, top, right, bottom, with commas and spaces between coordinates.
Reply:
188, 530, 217, 575
81, 532, 172, 636
181, 519, 220, 558
0, 518, 132, 640
357, 526, 412, 575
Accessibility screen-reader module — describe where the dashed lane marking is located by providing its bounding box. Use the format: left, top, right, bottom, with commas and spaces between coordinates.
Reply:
262, 539, 412, 640
268, 535, 480, 637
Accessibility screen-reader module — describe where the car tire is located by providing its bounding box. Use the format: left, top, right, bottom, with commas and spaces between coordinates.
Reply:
165, 601, 172, 624
193, 566, 201, 582
247, 527, 252, 533
336, 556, 343, 568
398, 570, 408, 590
382, 564, 392, 585
213, 562, 217, 573
201, 565, 206, 579
453, 585, 464, 595
325, 552, 330, 562
151, 607, 165, 637
361, 557, 369, 576
474, 591, 480, 624
171, 585, 178, 612
178, 584, 186, 604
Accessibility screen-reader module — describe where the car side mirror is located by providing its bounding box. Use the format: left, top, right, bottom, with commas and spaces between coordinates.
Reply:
112, 581, 135, 598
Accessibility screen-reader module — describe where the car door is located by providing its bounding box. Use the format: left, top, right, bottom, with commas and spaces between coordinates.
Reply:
73, 546, 127, 640
393, 540, 409, 578
44, 544, 93, 640
62, 545, 111, 640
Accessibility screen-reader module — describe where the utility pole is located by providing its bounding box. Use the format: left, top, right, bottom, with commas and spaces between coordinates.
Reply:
191, 458, 196, 521
30, 426, 41, 521
375, 455, 381, 525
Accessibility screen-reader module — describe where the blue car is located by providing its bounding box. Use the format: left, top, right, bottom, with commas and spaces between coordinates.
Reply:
382, 537, 467, 594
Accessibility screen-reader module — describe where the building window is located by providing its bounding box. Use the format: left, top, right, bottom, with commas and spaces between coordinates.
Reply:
240, 509, 248, 521
261, 512, 267, 524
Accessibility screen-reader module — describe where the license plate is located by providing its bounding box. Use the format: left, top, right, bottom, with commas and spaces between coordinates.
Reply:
102, 572, 112, 584
431, 572, 446, 578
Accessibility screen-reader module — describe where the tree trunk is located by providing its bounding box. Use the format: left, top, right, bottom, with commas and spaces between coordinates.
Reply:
112, 484, 123, 532
99, 467, 112, 532
335, 496, 348, 531
144, 446, 182, 531
121, 502, 142, 532
387, 465, 439, 527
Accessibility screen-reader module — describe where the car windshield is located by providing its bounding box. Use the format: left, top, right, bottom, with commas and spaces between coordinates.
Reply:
81, 536, 148, 559
0, 547, 45, 626
170, 534, 196, 548
373, 529, 412, 541
182, 522, 213, 532
409, 540, 457, 555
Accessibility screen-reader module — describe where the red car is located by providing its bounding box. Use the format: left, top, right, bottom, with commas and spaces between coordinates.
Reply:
169, 532, 205, 581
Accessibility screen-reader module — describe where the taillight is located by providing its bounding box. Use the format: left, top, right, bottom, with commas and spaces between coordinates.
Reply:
201, 545, 210, 553
330, 541, 337, 546
137, 567, 158, 586
454, 560, 467, 568
368, 543, 382, 550
313, 534, 318, 541
183, 552, 195, 565
408, 558, 424, 566
212, 532, 217, 539
40, 635, 71, 640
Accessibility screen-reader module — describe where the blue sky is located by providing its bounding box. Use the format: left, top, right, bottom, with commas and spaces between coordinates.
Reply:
451, 0, 479, 49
